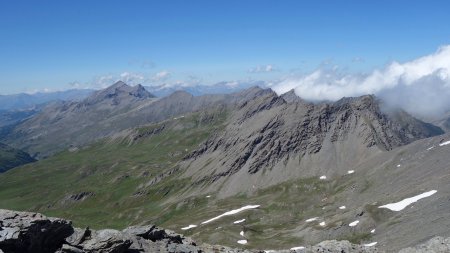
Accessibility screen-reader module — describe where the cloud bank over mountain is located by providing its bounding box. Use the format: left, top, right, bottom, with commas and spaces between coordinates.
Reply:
272, 45, 450, 116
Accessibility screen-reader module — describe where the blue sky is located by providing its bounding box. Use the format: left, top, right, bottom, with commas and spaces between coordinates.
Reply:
1, 0, 450, 94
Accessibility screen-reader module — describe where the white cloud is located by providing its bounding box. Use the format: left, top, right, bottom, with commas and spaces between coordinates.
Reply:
352, 57, 365, 63
152, 71, 171, 81
119, 72, 145, 85
248, 64, 277, 73
273, 45, 450, 116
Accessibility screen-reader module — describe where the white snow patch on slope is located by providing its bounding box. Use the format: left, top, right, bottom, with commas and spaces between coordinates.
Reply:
427, 146, 435, 150
237, 239, 247, 245
181, 225, 197, 230
439, 140, 450, 146
339, 206, 346, 210
363, 242, 378, 247
347, 170, 354, 174
305, 217, 319, 222
349, 220, 359, 227
290, 246, 305, 250
234, 219, 246, 224
396, 164, 401, 168
201, 205, 260, 224
206, 195, 211, 198
319, 175, 327, 180
319, 221, 326, 227
379, 190, 437, 211
371, 229, 376, 233
240, 231, 244, 236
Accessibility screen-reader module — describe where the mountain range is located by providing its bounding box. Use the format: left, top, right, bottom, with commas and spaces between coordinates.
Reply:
0, 81, 449, 252
0, 89, 94, 111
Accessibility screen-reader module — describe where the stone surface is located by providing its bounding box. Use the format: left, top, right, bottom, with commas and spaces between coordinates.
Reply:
0, 209, 73, 253
2, 209, 449, 253
398, 236, 450, 253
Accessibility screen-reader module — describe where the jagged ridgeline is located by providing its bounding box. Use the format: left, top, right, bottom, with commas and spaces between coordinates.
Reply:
0, 82, 449, 252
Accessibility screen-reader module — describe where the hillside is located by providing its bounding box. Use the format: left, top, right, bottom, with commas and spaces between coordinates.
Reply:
0, 142, 35, 173
0, 109, 228, 228
180, 92, 443, 197
0, 90, 447, 251
1, 82, 268, 158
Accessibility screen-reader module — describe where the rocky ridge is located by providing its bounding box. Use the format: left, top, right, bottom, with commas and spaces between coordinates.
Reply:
1, 83, 270, 158
181, 91, 443, 197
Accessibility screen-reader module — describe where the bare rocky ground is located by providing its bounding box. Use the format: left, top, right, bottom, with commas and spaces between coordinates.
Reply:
1, 209, 449, 253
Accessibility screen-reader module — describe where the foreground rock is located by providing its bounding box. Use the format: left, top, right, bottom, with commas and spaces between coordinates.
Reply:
0, 209, 448, 253
0, 209, 251, 253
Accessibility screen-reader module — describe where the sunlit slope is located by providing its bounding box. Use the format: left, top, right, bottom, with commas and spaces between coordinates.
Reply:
0, 109, 228, 229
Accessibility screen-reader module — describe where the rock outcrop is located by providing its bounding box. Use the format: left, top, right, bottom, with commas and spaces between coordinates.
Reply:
0, 209, 252, 253
2, 209, 449, 253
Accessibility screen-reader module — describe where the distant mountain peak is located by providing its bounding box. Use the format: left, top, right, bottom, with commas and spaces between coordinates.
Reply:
84, 81, 155, 105
167, 90, 194, 98
281, 89, 309, 104
109, 80, 128, 89
129, 84, 155, 99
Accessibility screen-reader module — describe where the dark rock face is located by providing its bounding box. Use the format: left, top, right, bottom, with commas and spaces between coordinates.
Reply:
60, 192, 95, 205
0, 209, 73, 253
184, 93, 444, 190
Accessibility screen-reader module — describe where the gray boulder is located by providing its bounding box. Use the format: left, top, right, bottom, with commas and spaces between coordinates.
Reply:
0, 209, 73, 253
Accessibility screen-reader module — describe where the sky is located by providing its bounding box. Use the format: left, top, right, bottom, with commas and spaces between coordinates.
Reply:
1, 0, 450, 96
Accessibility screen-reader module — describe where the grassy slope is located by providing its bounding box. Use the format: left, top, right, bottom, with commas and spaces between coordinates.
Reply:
0, 109, 228, 229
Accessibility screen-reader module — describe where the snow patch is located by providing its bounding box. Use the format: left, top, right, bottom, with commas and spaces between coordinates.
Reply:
347, 170, 355, 174
363, 242, 378, 247
181, 225, 197, 230
371, 229, 376, 233
237, 239, 247, 245
319, 221, 326, 227
379, 190, 437, 211
319, 175, 327, 180
305, 217, 319, 222
349, 220, 359, 227
439, 140, 450, 146
396, 164, 401, 168
201, 205, 260, 224
427, 146, 435, 150
240, 231, 244, 236
290, 246, 305, 250
206, 195, 211, 198
339, 206, 346, 210
234, 219, 246, 224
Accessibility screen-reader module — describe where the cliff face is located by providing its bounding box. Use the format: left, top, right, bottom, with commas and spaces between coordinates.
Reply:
181, 93, 442, 197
